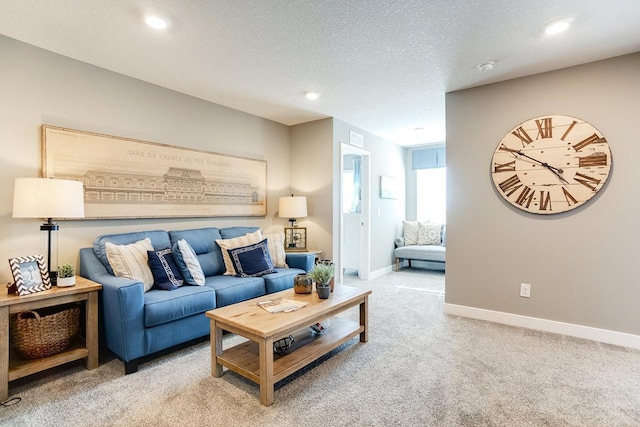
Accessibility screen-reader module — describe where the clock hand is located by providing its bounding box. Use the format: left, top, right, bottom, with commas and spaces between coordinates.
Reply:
546, 165, 570, 184
516, 151, 564, 174
514, 150, 569, 183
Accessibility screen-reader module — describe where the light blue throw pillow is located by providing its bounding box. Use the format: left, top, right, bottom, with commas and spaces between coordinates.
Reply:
172, 239, 205, 286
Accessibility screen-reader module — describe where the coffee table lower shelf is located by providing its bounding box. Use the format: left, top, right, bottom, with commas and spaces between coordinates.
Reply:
217, 317, 361, 384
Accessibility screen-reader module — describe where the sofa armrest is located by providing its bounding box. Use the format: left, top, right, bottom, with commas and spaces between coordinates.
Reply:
394, 237, 406, 248
79, 247, 146, 362
285, 253, 315, 272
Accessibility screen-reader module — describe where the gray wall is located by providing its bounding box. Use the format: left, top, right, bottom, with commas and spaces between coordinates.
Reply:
0, 35, 293, 283
446, 53, 640, 335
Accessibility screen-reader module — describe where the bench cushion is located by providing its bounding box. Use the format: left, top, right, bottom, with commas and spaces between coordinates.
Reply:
395, 245, 446, 263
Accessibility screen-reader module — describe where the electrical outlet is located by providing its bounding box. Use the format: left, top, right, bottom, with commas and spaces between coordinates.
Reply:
520, 283, 531, 298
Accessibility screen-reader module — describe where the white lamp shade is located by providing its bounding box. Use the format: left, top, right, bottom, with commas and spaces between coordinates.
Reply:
13, 178, 85, 219
279, 196, 307, 219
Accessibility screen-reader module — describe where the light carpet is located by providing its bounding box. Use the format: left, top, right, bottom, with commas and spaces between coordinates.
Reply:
2, 269, 639, 426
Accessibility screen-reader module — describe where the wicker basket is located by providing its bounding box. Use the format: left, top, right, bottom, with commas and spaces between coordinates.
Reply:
10, 306, 80, 359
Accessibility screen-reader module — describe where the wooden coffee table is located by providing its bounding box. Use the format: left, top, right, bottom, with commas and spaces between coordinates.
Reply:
206, 284, 371, 406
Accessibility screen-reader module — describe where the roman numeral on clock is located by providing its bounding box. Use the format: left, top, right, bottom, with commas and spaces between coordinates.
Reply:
562, 187, 578, 206
498, 143, 520, 153
494, 160, 516, 172
515, 186, 534, 208
573, 133, 606, 151
512, 126, 533, 146
498, 174, 522, 196
535, 117, 553, 139
560, 120, 577, 141
574, 172, 601, 191
578, 153, 608, 167
539, 191, 552, 211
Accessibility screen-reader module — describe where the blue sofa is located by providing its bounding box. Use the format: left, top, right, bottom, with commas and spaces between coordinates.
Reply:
79, 226, 314, 373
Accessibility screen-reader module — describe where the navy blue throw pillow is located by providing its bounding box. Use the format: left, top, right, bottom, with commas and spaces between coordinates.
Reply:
228, 238, 276, 277
148, 248, 184, 290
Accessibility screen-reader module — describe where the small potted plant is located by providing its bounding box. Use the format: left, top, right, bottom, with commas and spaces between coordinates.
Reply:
57, 262, 76, 287
308, 262, 335, 299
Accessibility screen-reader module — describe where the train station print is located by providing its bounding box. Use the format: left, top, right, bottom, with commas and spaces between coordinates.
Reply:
42, 126, 266, 219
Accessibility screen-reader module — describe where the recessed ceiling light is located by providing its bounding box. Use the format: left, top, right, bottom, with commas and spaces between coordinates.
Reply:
477, 61, 495, 72
144, 15, 171, 30
305, 91, 321, 100
543, 18, 573, 36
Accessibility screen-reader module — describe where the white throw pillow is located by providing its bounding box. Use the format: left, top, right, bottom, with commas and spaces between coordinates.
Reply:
264, 232, 288, 268
176, 239, 205, 286
403, 220, 419, 245
215, 229, 263, 275
418, 222, 442, 245
105, 238, 155, 292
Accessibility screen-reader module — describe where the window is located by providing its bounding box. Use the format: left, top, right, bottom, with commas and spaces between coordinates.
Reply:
416, 167, 446, 224
412, 145, 446, 224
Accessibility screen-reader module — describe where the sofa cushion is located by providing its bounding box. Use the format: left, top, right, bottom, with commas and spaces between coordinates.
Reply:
220, 226, 260, 239
148, 248, 184, 291
215, 229, 263, 275
173, 239, 205, 286
169, 228, 225, 277
262, 267, 306, 294
105, 238, 155, 292
93, 230, 171, 275
418, 222, 442, 245
144, 285, 216, 328
205, 275, 266, 307
228, 238, 276, 277
264, 232, 288, 268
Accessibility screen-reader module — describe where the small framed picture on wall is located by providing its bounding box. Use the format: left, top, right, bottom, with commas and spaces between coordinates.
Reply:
380, 176, 398, 199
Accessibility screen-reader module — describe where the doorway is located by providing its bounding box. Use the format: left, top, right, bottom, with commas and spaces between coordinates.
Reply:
340, 144, 370, 282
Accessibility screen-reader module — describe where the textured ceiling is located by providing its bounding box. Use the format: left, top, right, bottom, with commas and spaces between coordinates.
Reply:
1, 0, 639, 146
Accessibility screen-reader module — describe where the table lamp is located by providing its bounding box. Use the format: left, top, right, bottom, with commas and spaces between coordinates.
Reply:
13, 178, 85, 285
279, 194, 307, 248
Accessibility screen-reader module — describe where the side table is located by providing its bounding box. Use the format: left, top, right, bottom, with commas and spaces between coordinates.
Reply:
0, 276, 102, 401
285, 249, 323, 262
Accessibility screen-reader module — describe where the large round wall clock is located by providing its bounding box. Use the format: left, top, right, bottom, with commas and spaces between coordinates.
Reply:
491, 114, 612, 214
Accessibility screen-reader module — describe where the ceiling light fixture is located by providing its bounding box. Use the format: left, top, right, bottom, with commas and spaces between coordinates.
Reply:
477, 61, 495, 72
543, 18, 573, 36
305, 91, 321, 100
144, 15, 170, 30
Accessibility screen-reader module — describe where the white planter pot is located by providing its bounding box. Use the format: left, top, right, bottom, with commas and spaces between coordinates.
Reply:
57, 276, 76, 287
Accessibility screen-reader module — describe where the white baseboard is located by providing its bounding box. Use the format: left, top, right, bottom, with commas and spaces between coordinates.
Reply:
369, 265, 392, 280
444, 303, 640, 351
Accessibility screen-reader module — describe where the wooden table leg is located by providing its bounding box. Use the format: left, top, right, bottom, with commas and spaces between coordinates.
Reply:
259, 337, 274, 406
210, 320, 223, 378
360, 295, 369, 343
0, 306, 8, 401
86, 291, 99, 370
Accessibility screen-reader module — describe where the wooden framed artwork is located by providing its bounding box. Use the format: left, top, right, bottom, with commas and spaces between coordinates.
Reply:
42, 125, 267, 219
9, 255, 52, 296
284, 227, 307, 251
380, 176, 398, 199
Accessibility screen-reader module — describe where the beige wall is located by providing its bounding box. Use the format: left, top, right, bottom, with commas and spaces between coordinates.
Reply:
0, 35, 293, 283
290, 119, 335, 259
445, 53, 640, 335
